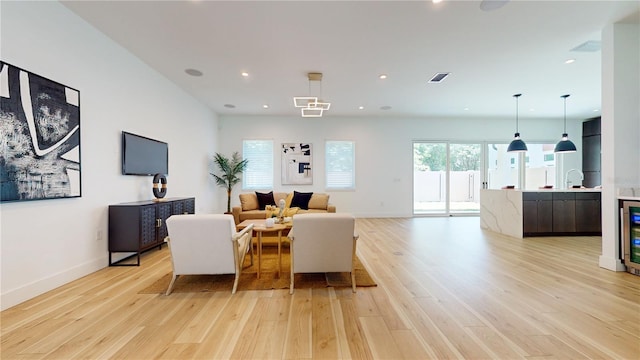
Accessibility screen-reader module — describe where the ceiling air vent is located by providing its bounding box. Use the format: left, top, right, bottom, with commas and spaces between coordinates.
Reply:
571, 40, 601, 52
428, 72, 450, 83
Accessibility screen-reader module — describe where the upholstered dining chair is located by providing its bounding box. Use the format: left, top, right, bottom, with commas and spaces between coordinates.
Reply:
288, 213, 359, 294
164, 214, 254, 295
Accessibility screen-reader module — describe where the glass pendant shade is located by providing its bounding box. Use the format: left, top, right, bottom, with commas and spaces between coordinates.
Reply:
507, 93, 527, 152
554, 94, 576, 153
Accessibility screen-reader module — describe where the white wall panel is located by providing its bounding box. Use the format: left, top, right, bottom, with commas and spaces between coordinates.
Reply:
0, 1, 219, 310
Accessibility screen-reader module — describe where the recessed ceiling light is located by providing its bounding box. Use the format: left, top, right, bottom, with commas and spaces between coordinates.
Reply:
432, 0, 443, 3
464, 107, 469, 111
565, 59, 576, 64
593, 109, 599, 112
529, 108, 535, 112
224, 104, 235, 109
380, 105, 392, 110
241, 72, 249, 77
379, 74, 387, 79
263, 104, 269, 109
358, 106, 364, 110
185, 68, 203, 77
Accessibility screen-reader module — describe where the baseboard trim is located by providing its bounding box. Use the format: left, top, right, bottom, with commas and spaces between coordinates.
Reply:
1, 257, 105, 311
598, 255, 626, 272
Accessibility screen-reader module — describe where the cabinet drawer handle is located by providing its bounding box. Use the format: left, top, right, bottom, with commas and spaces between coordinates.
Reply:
156, 219, 162, 228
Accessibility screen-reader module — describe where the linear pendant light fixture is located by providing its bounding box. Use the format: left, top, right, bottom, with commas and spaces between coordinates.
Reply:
293, 72, 331, 117
554, 94, 577, 153
507, 93, 527, 152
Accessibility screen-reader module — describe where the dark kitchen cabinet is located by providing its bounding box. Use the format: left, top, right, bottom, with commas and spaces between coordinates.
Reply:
109, 197, 195, 265
582, 117, 601, 188
575, 192, 602, 233
523, 192, 553, 235
552, 192, 576, 233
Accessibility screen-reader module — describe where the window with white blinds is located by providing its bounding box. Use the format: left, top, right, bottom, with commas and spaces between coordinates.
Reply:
242, 140, 273, 190
325, 140, 355, 190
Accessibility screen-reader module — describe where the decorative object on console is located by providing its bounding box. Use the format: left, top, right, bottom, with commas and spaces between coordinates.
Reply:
152, 173, 168, 200
507, 93, 528, 153
293, 72, 331, 117
211, 152, 249, 213
0, 62, 81, 202
282, 143, 312, 185
554, 94, 577, 153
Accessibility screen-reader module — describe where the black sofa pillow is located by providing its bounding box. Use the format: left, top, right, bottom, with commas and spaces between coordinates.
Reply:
290, 191, 313, 210
256, 191, 276, 209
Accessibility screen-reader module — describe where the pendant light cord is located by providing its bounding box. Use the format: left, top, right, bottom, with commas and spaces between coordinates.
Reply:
516, 95, 519, 132
561, 94, 570, 133
513, 93, 522, 133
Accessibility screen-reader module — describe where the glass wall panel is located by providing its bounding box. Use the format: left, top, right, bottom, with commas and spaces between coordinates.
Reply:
413, 142, 447, 214
524, 143, 556, 189
487, 143, 519, 189
449, 143, 481, 213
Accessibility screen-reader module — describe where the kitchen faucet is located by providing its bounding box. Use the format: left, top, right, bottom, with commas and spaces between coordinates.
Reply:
565, 169, 584, 189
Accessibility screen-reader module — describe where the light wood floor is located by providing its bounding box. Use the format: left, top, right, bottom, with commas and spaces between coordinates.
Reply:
2, 217, 640, 359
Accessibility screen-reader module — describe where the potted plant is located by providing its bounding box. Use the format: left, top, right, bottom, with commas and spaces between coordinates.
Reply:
211, 152, 249, 213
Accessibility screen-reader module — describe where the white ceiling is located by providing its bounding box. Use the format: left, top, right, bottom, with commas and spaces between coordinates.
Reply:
62, 0, 639, 121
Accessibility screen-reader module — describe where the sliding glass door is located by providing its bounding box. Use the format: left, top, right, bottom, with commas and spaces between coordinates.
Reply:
413, 143, 447, 214
413, 142, 481, 215
415, 141, 557, 216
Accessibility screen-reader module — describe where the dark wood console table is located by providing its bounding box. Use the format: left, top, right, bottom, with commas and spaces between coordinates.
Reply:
108, 197, 195, 266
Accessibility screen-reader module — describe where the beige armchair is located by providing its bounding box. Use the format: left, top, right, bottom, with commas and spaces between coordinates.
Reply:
165, 214, 254, 295
288, 213, 359, 294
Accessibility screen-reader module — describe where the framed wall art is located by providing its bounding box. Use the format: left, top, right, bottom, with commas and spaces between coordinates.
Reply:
281, 143, 312, 185
0, 62, 81, 202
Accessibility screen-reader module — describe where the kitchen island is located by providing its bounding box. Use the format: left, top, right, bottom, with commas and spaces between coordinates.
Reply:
480, 188, 602, 238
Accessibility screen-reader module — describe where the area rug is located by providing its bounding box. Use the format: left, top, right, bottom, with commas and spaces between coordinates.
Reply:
139, 245, 376, 294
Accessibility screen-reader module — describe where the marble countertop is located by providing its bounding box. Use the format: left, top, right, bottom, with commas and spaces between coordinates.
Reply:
619, 196, 640, 201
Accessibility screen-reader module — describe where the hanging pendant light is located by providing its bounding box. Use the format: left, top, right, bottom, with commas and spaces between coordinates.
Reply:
554, 94, 577, 153
293, 73, 331, 117
507, 93, 527, 152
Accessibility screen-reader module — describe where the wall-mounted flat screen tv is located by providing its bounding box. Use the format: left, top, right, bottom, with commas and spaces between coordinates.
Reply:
122, 131, 168, 176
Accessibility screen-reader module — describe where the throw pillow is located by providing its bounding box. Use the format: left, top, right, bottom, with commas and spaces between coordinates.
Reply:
308, 193, 329, 210
284, 207, 300, 217
285, 192, 294, 208
239, 193, 259, 211
265, 205, 278, 218
290, 191, 313, 210
256, 191, 276, 209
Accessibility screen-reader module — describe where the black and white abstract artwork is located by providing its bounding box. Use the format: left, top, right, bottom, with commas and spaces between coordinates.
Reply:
0, 62, 81, 202
282, 143, 312, 185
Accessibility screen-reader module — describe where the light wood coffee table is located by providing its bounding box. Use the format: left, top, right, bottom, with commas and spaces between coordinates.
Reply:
237, 219, 292, 278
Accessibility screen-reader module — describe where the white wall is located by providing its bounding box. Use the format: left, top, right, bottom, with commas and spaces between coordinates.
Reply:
219, 115, 582, 217
0, 1, 220, 310
600, 21, 640, 271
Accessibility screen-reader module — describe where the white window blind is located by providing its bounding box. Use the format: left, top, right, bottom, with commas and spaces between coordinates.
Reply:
325, 140, 355, 190
242, 140, 273, 190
